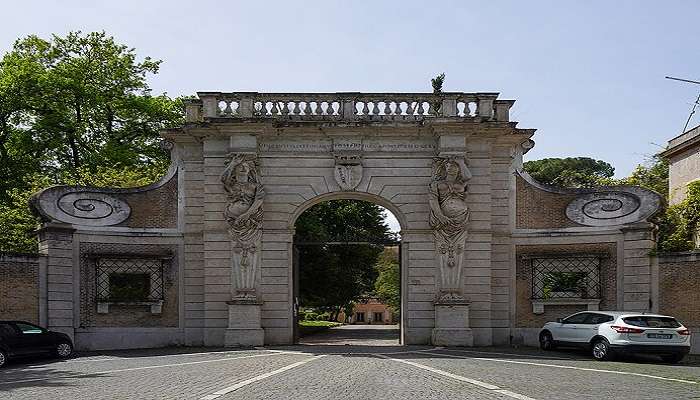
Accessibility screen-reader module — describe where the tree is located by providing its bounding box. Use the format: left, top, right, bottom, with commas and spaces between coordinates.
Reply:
0, 31, 182, 202
374, 246, 400, 315
523, 157, 616, 188
619, 155, 668, 199
0, 31, 183, 252
295, 200, 392, 321
0, 162, 168, 253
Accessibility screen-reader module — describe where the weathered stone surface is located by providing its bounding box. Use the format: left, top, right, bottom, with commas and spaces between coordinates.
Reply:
21, 90, 674, 351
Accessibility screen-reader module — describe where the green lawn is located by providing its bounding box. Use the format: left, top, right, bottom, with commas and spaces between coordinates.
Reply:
299, 320, 342, 328
298, 320, 342, 336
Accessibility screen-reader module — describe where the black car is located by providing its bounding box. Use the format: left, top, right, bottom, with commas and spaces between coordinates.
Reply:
0, 321, 74, 367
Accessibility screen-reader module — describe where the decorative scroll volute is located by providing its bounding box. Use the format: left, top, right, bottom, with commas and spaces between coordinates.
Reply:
221, 153, 265, 300
32, 188, 131, 226
566, 188, 660, 227
429, 156, 472, 303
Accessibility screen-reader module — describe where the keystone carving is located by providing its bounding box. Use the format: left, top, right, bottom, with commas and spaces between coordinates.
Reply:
429, 156, 472, 303
221, 153, 265, 300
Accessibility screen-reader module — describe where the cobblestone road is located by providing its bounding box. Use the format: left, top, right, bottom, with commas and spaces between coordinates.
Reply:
0, 345, 698, 399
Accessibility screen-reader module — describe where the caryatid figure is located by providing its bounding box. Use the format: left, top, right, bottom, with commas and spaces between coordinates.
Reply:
429, 156, 471, 302
221, 154, 265, 300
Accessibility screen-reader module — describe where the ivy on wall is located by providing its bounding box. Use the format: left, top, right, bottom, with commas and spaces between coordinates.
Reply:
657, 180, 700, 253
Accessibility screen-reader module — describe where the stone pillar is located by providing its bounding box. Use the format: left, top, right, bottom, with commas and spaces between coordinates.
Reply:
37, 223, 76, 340
432, 302, 474, 346
430, 134, 475, 346
225, 298, 264, 346
222, 135, 265, 347
621, 223, 656, 311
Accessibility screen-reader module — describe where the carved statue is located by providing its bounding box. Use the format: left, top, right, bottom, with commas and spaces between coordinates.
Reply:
429, 156, 472, 302
221, 153, 265, 300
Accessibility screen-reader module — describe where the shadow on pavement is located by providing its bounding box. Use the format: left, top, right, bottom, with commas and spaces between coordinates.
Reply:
299, 324, 400, 346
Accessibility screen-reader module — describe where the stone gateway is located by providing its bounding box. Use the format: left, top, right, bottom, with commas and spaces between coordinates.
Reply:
30, 92, 662, 350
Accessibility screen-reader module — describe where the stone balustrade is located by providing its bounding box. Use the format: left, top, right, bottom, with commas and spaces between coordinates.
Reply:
184, 92, 515, 122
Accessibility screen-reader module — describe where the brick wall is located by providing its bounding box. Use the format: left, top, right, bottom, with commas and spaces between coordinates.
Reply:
516, 176, 581, 229
0, 253, 42, 323
658, 252, 700, 327
117, 174, 178, 229
516, 243, 617, 328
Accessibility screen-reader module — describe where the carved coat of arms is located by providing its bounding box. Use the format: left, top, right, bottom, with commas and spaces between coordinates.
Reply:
334, 153, 363, 191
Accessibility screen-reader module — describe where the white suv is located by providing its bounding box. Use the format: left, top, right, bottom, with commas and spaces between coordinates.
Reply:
539, 311, 692, 363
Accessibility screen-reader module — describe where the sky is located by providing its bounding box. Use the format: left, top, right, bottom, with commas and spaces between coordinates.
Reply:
2, 0, 699, 232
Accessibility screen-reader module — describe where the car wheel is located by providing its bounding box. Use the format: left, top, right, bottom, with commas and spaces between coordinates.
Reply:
0, 350, 6, 368
660, 354, 685, 364
54, 342, 73, 359
591, 338, 613, 361
539, 332, 556, 351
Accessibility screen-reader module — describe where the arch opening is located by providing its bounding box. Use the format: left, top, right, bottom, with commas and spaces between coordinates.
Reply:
291, 196, 405, 346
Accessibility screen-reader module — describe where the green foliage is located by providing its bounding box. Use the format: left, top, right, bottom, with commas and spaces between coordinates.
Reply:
0, 162, 168, 253
298, 320, 341, 328
523, 157, 616, 188
619, 156, 668, 198
0, 173, 52, 253
296, 200, 392, 320
431, 73, 445, 94
542, 271, 587, 299
0, 31, 181, 253
107, 273, 151, 301
374, 247, 400, 313
431, 73, 446, 114
657, 180, 700, 252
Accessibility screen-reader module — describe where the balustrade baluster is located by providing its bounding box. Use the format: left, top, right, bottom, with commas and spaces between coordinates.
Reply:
293, 101, 301, 116
406, 100, 415, 115
368, 101, 376, 116
362, 101, 369, 116
417, 101, 425, 116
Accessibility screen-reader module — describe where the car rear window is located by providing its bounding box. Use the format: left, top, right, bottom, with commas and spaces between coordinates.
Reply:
623, 316, 681, 328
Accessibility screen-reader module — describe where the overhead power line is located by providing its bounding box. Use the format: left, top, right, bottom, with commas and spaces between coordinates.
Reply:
665, 76, 700, 133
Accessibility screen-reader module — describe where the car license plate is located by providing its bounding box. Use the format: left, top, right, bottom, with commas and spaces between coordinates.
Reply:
647, 333, 672, 339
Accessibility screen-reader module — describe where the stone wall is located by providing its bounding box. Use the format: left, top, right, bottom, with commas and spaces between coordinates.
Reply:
0, 253, 44, 324
515, 243, 618, 328
663, 125, 700, 205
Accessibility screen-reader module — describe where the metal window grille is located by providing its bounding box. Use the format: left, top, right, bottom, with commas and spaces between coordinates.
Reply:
531, 257, 601, 300
96, 258, 165, 302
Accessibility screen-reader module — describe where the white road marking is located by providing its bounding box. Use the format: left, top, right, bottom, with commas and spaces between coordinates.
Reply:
422, 350, 699, 385
199, 355, 326, 400
258, 346, 444, 356
435, 347, 584, 361
0, 352, 300, 386
376, 354, 538, 400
